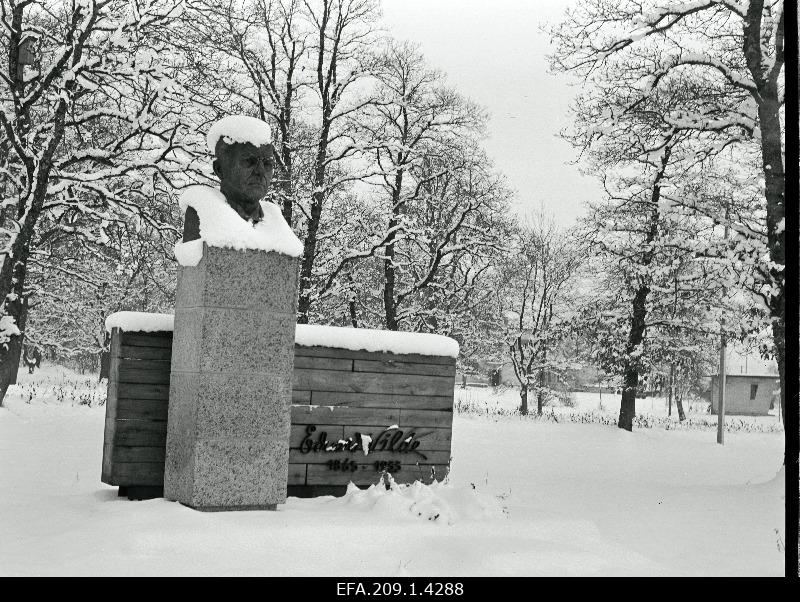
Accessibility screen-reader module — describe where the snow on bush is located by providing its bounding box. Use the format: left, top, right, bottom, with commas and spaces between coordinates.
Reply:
0, 314, 21, 346
9, 366, 106, 407
454, 399, 783, 433
333, 474, 507, 525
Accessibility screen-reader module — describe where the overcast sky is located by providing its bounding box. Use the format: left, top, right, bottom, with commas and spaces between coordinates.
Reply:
380, 0, 603, 226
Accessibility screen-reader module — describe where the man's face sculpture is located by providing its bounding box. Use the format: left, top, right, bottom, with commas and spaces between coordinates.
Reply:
213, 141, 276, 213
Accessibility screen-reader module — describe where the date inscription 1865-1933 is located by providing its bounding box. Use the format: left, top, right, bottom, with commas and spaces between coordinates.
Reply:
299, 425, 427, 460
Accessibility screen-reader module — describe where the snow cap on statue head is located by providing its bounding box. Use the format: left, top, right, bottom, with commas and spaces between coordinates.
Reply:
206, 115, 273, 155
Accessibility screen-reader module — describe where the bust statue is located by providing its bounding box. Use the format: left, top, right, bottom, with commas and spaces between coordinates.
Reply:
183, 117, 277, 243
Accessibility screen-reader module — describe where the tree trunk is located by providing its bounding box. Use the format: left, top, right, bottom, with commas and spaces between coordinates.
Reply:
760, 89, 786, 435
676, 387, 686, 422
520, 385, 528, 416
619, 280, 651, 431
383, 235, 398, 330
773, 319, 786, 426
618, 364, 638, 432
0, 239, 31, 406
668, 363, 674, 417
744, 0, 786, 439
382, 171, 404, 331
349, 298, 358, 328
7, 296, 29, 385
278, 109, 294, 225
297, 123, 331, 324
617, 145, 669, 431
296, 193, 321, 323
280, 141, 293, 225
537, 369, 545, 416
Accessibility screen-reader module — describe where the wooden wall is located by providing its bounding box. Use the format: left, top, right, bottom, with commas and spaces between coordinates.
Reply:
101, 329, 456, 497
101, 329, 171, 488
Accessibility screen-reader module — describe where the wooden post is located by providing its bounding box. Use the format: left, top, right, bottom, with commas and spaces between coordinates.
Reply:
598, 379, 602, 410
716, 344, 726, 444
717, 205, 730, 445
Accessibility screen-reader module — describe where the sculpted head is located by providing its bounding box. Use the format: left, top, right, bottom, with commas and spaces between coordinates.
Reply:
206, 116, 276, 219
213, 140, 275, 214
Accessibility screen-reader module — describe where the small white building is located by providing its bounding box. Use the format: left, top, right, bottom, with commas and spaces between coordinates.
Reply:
710, 374, 780, 416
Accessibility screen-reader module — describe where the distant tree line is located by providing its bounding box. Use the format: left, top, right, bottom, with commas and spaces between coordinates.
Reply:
0, 0, 783, 433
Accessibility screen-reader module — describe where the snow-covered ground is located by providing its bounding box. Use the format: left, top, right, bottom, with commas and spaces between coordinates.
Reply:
0, 366, 785, 576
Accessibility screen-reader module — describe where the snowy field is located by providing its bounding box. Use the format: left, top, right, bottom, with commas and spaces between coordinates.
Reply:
0, 366, 785, 576
454, 385, 785, 432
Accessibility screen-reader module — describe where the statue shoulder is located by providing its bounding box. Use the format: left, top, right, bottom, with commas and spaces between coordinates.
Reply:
182, 205, 201, 242
180, 185, 227, 243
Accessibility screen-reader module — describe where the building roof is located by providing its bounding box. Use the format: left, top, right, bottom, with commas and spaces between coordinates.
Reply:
710, 373, 780, 379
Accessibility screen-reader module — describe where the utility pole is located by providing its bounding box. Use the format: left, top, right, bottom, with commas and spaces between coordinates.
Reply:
716, 339, 726, 444
717, 204, 730, 445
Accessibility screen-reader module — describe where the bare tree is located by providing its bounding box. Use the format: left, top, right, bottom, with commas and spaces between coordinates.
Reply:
0, 0, 193, 405
173, 0, 313, 222
495, 214, 581, 416
363, 41, 485, 331
294, 0, 381, 323
175, 0, 383, 324
549, 0, 786, 425
309, 41, 495, 331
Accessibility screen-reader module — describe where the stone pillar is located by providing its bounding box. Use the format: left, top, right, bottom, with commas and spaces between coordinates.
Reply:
164, 243, 298, 510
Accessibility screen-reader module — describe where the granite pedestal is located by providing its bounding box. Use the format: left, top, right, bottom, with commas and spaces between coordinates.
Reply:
164, 243, 299, 510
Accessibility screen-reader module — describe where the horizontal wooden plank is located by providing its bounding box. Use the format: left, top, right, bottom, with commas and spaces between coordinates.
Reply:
391, 464, 449, 484
291, 405, 400, 426
306, 391, 453, 410
399, 410, 453, 428
116, 398, 169, 421
353, 359, 454, 377
293, 356, 353, 371
292, 390, 311, 404
287, 485, 351, 498
305, 464, 391, 487
287, 464, 307, 486
118, 368, 171, 385
120, 345, 172, 361
120, 332, 174, 349
305, 464, 447, 486
289, 450, 451, 465
295, 345, 456, 366
293, 369, 453, 397
106, 419, 167, 447
110, 446, 166, 463
108, 462, 165, 487
119, 358, 172, 372
116, 383, 170, 401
